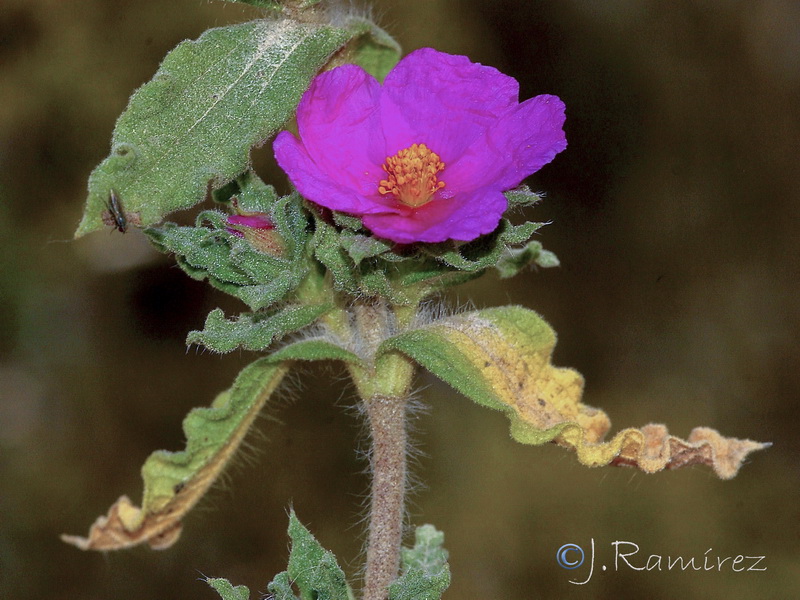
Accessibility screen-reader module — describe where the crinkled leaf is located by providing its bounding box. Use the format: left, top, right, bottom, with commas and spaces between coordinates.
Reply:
425, 219, 546, 272
206, 578, 251, 600
389, 525, 450, 600
76, 16, 400, 237
380, 306, 769, 479
267, 510, 352, 600
187, 304, 331, 353
62, 357, 288, 551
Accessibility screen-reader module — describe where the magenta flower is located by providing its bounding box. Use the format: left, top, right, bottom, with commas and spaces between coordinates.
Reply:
274, 48, 567, 244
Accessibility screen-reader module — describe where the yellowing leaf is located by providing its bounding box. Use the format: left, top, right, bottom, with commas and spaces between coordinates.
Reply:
62, 358, 288, 551
62, 339, 363, 552
381, 306, 768, 479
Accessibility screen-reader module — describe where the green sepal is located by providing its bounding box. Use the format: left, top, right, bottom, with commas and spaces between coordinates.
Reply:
504, 184, 544, 209
339, 231, 394, 266
495, 240, 560, 279
266, 510, 353, 600
206, 578, 251, 600
310, 201, 555, 304
336, 16, 402, 82
187, 304, 331, 353
389, 525, 450, 600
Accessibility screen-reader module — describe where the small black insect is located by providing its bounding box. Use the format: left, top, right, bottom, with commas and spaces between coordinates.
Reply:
102, 189, 127, 233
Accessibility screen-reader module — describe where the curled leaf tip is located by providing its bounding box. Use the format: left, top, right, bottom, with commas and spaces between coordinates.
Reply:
587, 424, 770, 480
382, 306, 768, 479
61, 495, 183, 551
63, 359, 288, 551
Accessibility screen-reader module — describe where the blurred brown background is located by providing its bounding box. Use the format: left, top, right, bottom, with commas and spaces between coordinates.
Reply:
1, 0, 798, 598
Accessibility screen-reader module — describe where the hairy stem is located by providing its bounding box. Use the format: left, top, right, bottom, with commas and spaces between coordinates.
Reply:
363, 393, 407, 600
347, 302, 416, 600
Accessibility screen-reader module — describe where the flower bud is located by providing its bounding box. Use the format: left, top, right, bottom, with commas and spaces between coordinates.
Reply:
226, 212, 283, 256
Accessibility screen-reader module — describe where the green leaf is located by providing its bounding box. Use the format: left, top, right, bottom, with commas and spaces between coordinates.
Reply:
206, 578, 251, 600
76, 18, 370, 237
267, 510, 352, 600
389, 525, 450, 600
268, 338, 363, 366
337, 17, 402, 82
187, 304, 331, 353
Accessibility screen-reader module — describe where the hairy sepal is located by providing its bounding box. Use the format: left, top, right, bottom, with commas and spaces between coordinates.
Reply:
206, 578, 252, 600
309, 203, 555, 305
380, 306, 768, 479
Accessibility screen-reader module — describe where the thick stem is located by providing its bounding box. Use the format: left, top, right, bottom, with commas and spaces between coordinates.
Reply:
363, 393, 408, 600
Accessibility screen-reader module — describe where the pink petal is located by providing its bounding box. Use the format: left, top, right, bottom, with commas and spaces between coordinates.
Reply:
362, 187, 507, 244
274, 131, 382, 214
274, 64, 386, 211
227, 214, 274, 229
445, 94, 567, 192
379, 48, 520, 162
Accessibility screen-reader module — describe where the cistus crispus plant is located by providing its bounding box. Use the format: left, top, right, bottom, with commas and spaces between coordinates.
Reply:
64, 2, 768, 599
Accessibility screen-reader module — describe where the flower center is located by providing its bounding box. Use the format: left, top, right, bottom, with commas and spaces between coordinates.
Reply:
378, 143, 446, 208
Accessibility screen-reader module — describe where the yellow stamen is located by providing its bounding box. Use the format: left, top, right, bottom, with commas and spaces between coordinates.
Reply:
378, 143, 446, 208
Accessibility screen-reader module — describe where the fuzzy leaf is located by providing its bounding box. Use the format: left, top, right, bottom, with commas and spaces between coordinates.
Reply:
380, 306, 769, 479
62, 357, 288, 551
206, 578, 251, 600
75, 16, 399, 237
268, 338, 363, 365
266, 510, 352, 600
187, 304, 331, 353
389, 525, 450, 600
